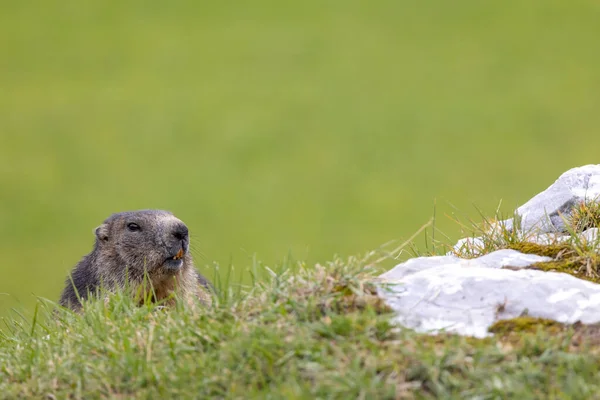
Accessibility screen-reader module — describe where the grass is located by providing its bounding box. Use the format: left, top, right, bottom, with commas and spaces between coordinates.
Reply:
4, 243, 600, 399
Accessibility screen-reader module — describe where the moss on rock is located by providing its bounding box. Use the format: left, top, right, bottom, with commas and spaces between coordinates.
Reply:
488, 316, 565, 336
528, 258, 600, 283
501, 240, 600, 283
506, 241, 574, 258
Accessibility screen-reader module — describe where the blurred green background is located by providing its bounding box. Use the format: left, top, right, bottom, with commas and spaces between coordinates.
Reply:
2, 1, 600, 315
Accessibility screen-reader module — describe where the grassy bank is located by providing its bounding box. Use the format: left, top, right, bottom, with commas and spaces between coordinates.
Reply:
3, 250, 600, 399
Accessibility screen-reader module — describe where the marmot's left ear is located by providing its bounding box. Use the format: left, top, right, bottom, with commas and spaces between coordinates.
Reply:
94, 224, 109, 243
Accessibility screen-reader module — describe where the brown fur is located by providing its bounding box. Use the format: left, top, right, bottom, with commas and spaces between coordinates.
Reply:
58, 210, 212, 312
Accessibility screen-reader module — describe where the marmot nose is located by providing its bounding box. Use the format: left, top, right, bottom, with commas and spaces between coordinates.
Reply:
172, 223, 189, 241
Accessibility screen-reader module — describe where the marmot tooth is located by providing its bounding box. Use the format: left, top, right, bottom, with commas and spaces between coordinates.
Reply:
174, 248, 184, 260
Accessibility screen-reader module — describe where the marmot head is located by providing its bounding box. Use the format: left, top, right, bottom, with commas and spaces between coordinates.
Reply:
94, 209, 191, 275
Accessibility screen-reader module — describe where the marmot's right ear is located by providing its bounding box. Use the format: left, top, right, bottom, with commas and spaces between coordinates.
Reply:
95, 224, 109, 243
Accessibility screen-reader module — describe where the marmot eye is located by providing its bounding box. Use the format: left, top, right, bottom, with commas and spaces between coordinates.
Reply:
127, 223, 141, 232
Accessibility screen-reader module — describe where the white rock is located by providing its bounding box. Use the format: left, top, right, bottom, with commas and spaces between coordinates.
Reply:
451, 237, 486, 257
378, 250, 600, 338
514, 164, 600, 233
581, 228, 600, 243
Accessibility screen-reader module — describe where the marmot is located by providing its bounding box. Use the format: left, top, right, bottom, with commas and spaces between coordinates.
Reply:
58, 209, 212, 312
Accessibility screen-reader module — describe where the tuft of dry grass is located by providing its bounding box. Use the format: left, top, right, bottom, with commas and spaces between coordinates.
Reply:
569, 199, 600, 233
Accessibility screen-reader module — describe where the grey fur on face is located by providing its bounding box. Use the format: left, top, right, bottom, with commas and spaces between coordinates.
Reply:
96, 210, 190, 275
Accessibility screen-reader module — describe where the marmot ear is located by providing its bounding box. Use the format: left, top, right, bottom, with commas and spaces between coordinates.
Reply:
95, 224, 109, 243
